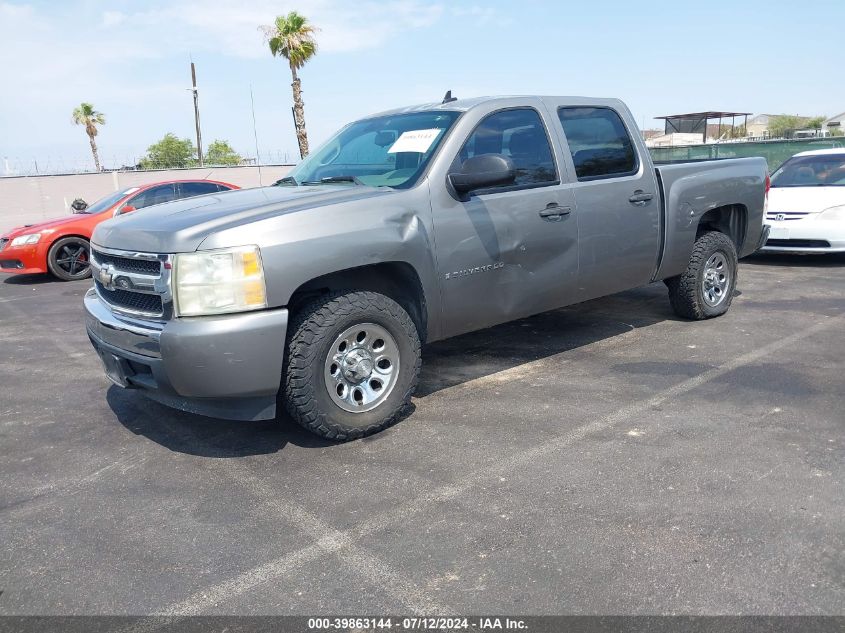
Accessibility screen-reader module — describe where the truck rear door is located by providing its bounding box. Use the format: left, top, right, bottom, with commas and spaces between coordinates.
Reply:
545, 101, 661, 301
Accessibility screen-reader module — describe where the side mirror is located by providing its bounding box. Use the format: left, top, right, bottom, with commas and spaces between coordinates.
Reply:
70, 198, 88, 213
116, 204, 136, 215
448, 154, 515, 198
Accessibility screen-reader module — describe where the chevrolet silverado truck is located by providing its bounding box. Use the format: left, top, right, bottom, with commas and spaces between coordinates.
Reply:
84, 96, 769, 440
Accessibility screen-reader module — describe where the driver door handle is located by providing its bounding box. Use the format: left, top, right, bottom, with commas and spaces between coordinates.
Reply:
629, 190, 654, 206
539, 203, 572, 221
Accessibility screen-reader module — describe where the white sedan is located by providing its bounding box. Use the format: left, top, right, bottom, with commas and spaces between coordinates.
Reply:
763, 148, 845, 253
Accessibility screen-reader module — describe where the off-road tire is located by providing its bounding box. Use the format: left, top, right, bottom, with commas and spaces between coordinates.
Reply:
666, 231, 738, 320
47, 236, 92, 281
283, 290, 421, 441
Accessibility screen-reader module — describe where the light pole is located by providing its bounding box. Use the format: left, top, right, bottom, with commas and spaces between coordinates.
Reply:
188, 61, 203, 167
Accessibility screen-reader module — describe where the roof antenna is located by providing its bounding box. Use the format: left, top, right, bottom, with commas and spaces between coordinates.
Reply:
442, 90, 457, 104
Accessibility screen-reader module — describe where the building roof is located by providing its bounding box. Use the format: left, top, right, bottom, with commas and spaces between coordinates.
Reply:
824, 112, 845, 126
655, 111, 751, 121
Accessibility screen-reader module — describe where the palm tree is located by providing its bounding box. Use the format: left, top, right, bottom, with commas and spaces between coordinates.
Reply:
72, 103, 106, 172
261, 12, 318, 158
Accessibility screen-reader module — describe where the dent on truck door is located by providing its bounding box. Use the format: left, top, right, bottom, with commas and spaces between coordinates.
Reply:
431, 107, 579, 338
556, 106, 660, 301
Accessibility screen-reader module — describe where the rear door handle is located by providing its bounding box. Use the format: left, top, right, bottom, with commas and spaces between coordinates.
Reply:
629, 190, 654, 206
539, 203, 572, 221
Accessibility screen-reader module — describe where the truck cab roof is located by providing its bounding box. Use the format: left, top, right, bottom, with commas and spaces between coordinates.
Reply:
364, 95, 627, 119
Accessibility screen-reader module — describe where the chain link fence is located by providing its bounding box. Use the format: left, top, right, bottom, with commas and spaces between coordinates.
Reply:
650, 137, 845, 171
1, 150, 296, 177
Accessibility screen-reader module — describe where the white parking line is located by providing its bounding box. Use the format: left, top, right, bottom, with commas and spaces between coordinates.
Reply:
162, 459, 456, 616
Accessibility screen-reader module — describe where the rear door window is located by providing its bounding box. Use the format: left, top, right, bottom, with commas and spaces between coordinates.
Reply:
459, 108, 558, 188
558, 107, 638, 180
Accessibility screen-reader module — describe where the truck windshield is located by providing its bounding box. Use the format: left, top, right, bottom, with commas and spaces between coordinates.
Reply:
282, 111, 461, 189
771, 155, 845, 187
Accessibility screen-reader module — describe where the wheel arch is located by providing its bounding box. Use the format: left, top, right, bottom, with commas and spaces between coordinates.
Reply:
47, 232, 91, 245
696, 204, 748, 253
287, 261, 430, 344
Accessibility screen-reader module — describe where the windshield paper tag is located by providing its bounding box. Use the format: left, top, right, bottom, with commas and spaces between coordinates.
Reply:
388, 128, 442, 154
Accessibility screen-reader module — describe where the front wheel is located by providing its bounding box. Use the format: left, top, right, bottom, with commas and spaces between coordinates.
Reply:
666, 231, 738, 320
283, 290, 421, 441
47, 236, 92, 281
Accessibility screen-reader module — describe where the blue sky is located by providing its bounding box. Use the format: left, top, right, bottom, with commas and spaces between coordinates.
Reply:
1, 0, 844, 170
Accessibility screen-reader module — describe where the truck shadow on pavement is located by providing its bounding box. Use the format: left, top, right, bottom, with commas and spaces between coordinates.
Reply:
107, 283, 677, 456
417, 284, 676, 396
106, 386, 335, 456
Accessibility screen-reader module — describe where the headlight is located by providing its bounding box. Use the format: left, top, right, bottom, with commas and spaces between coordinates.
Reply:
10, 233, 42, 247
819, 205, 845, 221
174, 245, 267, 316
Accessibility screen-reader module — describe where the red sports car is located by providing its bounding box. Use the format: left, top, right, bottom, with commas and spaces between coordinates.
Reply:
0, 179, 238, 280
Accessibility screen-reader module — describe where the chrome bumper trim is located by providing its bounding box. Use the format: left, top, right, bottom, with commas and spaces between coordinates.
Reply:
84, 288, 163, 358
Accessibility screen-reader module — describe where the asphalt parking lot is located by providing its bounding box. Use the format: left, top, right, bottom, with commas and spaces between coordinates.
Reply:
1, 254, 843, 616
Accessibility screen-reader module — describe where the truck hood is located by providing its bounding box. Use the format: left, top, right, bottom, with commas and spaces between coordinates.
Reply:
768, 186, 845, 214
2, 212, 97, 238
92, 185, 395, 253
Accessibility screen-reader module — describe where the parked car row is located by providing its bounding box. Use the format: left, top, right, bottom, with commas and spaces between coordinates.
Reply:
0, 179, 238, 280
763, 148, 845, 254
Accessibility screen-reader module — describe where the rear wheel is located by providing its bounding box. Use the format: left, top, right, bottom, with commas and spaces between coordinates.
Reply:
47, 237, 91, 281
666, 231, 737, 320
283, 290, 421, 441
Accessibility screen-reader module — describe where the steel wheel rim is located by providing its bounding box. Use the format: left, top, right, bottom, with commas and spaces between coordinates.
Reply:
55, 242, 90, 277
702, 251, 730, 307
324, 323, 400, 413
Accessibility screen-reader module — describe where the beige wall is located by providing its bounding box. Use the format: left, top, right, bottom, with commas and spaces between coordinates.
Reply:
0, 165, 293, 233
746, 123, 768, 137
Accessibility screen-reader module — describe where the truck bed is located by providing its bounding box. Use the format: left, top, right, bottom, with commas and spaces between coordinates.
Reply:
653, 157, 769, 281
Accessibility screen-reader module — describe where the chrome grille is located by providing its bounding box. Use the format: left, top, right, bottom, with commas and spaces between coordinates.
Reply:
90, 247, 172, 318
91, 249, 161, 275
94, 281, 164, 314
766, 211, 811, 222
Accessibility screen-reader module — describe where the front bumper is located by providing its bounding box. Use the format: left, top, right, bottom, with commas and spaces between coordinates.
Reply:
84, 288, 288, 421
761, 218, 845, 254
0, 243, 48, 275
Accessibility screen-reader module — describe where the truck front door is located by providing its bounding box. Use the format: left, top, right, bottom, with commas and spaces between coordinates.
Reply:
430, 105, 579, 338
549, 103, 661, 301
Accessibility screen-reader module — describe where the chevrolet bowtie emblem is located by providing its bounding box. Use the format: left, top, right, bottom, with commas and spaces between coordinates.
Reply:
98, 263, 115, 289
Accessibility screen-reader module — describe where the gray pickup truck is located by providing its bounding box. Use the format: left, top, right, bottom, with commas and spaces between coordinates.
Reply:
85, 95, 769, 440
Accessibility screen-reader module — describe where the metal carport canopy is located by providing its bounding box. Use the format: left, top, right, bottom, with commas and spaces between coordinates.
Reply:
656, 111, 752, 143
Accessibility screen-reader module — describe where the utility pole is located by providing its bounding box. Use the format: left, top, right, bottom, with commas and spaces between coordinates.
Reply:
190, 61, 203, 166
